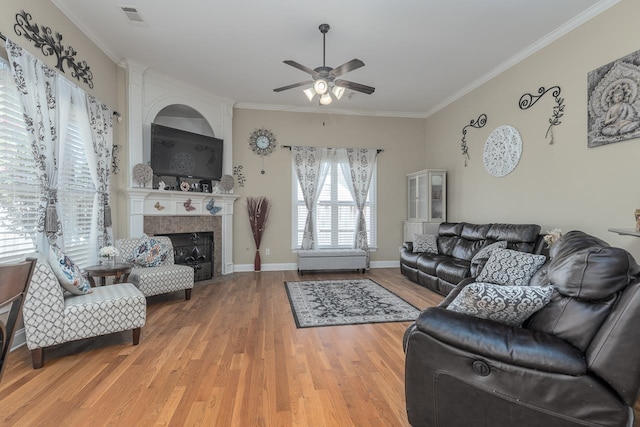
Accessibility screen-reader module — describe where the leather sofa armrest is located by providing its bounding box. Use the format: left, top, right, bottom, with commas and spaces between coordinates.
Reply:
402, 242, 414, 252
413, 307, 586, 375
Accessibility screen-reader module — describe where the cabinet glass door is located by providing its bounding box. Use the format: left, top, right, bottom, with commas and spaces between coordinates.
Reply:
429, 171, 446, 222
408, 177, 417, 219
417, 174, 427, 219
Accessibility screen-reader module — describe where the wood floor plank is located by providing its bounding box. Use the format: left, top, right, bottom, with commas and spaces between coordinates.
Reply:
0, 269, 638, 426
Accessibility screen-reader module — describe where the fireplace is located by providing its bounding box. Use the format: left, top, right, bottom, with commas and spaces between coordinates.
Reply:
155, 232, 213, 282
123, 189, 239, 275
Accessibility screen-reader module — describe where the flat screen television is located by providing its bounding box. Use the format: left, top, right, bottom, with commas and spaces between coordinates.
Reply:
150, 123, 224, 181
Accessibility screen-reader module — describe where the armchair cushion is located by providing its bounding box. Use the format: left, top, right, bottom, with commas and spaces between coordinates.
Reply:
446, 282, 554, 326
476, 248, 546, 286
127, 264, 194, 298
63, 283, 146, 342
48, 245, 92, 295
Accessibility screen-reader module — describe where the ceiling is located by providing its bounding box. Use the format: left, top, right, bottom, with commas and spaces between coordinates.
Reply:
52, 0, 616, 117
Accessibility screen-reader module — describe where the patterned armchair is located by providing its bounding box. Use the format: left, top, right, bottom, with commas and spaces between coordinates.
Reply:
116, 236, 194, 300
23, 254, 146, 369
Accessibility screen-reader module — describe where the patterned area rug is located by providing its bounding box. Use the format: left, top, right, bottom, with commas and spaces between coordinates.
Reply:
285, 279, 421, 328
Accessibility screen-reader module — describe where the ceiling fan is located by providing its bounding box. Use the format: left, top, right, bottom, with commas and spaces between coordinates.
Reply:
273, 23, 375, 105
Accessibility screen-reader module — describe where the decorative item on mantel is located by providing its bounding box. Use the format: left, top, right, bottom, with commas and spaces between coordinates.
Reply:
206, 199, 222, 215
220, 174, 234, 193
183, 198, 195, 212
635, 209, 640, 232
246, 196, 271, 272
132, 163, 153, 187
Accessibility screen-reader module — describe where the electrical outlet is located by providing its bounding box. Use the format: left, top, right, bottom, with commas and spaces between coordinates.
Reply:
265, 248, 270, 255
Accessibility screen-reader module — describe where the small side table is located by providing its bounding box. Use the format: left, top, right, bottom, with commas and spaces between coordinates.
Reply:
84, 263, 132, 287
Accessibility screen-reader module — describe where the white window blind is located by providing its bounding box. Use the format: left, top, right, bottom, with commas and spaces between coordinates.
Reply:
292, 161, 377, 250
0, 58, 96, 266
58, 104, 95, 267
0, 59, 40, 263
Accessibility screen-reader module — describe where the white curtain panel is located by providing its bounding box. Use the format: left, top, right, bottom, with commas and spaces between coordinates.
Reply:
338, 148, 378, 251
85, 94, 114, 254
292, 146, 330, 250
6, 39, 63, 252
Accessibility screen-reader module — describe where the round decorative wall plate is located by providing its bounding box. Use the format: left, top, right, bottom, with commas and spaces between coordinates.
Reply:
483, 125, 522, 177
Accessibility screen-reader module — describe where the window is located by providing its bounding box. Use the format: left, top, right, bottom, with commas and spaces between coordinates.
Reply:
0, 58, 96, 266
292, 160, 377, 250
0, 59, 41, 263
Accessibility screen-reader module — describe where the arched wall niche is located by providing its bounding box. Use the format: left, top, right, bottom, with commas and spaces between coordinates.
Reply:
153, 104, 215, 137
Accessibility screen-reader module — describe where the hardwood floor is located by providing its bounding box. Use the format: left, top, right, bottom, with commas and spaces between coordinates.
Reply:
0, 268, 638, 426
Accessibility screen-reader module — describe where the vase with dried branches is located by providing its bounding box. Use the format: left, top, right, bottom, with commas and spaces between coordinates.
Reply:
246, 196, 271, 271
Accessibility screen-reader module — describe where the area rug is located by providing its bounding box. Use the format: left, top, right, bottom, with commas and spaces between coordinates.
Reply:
284, 279, 421, 328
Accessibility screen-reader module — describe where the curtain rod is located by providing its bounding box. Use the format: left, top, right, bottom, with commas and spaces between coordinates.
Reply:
281, 145, 384, 153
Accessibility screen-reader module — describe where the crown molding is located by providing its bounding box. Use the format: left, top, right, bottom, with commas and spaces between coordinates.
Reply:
234, 102, 427, 119
424, 0, 621, 118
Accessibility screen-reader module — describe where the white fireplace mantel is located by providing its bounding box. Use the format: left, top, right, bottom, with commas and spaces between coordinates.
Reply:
122, 188, 240, 274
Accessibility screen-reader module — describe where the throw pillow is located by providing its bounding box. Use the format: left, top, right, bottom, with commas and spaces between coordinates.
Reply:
48, 245, 92, 295
413, 234, 438, 253
476, 248, 546, 287
447, 282, 554, 326
470, 240, 508, 277
126, 235, 170, 267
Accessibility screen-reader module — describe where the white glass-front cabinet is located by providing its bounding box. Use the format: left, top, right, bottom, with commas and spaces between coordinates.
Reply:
404, 169, 447, 242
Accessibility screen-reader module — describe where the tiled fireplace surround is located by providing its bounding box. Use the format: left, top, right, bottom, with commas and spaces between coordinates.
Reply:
144, 216, 221, 276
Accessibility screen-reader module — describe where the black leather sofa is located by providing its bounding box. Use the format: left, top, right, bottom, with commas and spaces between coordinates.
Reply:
400, 222, 543, 296
403, 231, 640, 427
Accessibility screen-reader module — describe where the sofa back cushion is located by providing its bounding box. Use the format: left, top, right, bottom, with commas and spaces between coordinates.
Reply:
487, 223, 541, 253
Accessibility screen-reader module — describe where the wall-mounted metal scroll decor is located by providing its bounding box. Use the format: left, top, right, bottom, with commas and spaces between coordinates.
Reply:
460, 114, 487, 166
14, 10, 94, 88
233, 165, 246, 188
518, 86, 565, 144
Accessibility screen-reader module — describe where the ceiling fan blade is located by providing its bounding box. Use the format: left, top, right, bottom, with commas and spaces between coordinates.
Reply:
330, 59, 365, 77
273, 80, 314, 92
283, 60, 320, 78
335, 79, 375, 95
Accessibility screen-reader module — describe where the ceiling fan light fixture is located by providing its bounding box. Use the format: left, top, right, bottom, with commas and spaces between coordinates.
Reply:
303, 87, 316, 101
319, 93, 332, 105
314, 79, 329, 95
332, 85, 345, 100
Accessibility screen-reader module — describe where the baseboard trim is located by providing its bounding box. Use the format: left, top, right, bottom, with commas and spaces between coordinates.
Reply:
11, 328, 26, 351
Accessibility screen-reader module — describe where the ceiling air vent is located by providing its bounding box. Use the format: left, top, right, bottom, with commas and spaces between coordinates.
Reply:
119, 6, 144, 23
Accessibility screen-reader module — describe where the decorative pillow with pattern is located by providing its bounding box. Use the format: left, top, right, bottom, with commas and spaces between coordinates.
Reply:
447, 282, 554, 326
126, 235, 170, 267
413, 234, 438, 253
470, 240, 508, 277
48, 245, 92, 295
475, 248, 546, 286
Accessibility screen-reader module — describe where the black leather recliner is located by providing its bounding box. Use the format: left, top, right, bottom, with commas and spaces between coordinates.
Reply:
403, 231, 640, 427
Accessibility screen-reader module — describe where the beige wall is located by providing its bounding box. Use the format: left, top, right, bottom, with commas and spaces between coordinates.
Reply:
232, 109, 426, 266
424, 0, 640, 259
